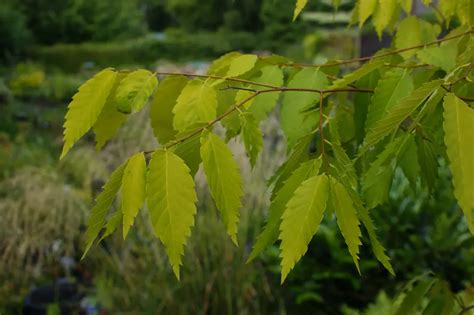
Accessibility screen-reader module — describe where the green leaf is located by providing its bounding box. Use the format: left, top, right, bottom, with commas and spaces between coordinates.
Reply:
271, 134, 313, 198
363, 80, 442, 150
293, 0, 308, 20
399, 135, 420, 191
395, 17, 440, 59
121, 152, 147, 238
174, 136, 202, 177
330, 58, 385, 89
208, 51, 241, 76
82, 161, 127, 258
248, 66, 284, 121
417, 44, 458, 73
115, 69, 158, 114
395, 279, 436, 315
281, 69, 328, 149
416, 135, 438, 192
358, 205, 394, 274
240, 112, 263, 168
354, 71, 380, 144
362, 136, 407, 208
61, 68, 117, 159
200, 131, 243, 244
438, 0, 457, 23
226, 54, 258, 77
398, 0, 412, 14
329, 176, 362, 272
443, 94, 474, 233
359, 0, 377, 26
372, 0, 397, 38
93, 72, 128, 150
222, 90, 251, 141
456, 0, 473, 26
365, 69, 414, 133
279, 174, 329, 283
328, 118, 358, 189
248, 158, 322, 262
98, 211, 122, 242
150, 75, 188, 144
147, 149, 197, 280
173, 79, 217, 132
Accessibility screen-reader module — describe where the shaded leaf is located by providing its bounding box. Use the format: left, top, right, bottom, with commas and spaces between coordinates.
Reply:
363, 79, 441, 150
443, 94, 474, 232
93, 72, 128, 150
121, 152, 147, 238
82, 161, 127, 258
248, 158, 322, 262
115, 69, 158, 114
240, 112, 263, 168
150, 75, 188, 144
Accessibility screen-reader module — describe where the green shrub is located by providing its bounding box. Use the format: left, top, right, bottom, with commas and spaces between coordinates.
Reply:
32, 32, 259, 72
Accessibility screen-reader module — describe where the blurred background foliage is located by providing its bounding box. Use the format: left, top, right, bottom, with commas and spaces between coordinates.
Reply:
0, 0, 473, 314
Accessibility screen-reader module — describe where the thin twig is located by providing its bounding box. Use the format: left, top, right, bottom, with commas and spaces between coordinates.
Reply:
155, 71, 280, 89
278, 29, 473, 68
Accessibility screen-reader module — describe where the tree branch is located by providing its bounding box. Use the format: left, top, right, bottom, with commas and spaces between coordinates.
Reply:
277, 29, 473, 68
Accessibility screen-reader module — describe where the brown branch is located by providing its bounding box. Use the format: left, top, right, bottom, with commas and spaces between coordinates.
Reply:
459, 304, 474, 315
278, 29, 473, 68
222, 85, 374, 94
155, 71, 280, 89
144, 92, 260, 155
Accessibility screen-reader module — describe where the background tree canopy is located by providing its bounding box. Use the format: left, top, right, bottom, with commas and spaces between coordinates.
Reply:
0, 0, 473, 314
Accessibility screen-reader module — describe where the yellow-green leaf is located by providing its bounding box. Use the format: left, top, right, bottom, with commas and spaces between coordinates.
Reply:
173, 79, 217, 132
208, 51, 241, 76
248, 158, 322, 262
281, 68, 328, 149
200, 131, 243, 244
358, 204, 395, 275
99, 211, 123, 242
61, 68, 117, 159
150, 75, 188, 144
373, 0, 397, 38
82, 161, 127, 258
443, 94, 474, 233
93, 72, 128, 150
226, 54, 258, 77
248, 65, 284, 121
359, 0, 377, 26
329, 176, 362, 272
121, 152, 147, 238
293, 0, 309, 20
115, 69, 158, 114
363, 80, 442, 150
365, 69, 414, 133
395, 17, 440, 59
147, 149, 197, 279
279, 174, 329, 283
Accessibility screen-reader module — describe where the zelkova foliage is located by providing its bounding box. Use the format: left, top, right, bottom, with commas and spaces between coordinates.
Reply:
60, 1, 474, 280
